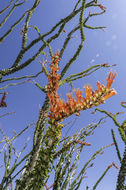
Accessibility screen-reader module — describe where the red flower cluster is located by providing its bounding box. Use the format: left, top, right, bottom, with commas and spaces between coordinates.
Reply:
47, 52, 117, 122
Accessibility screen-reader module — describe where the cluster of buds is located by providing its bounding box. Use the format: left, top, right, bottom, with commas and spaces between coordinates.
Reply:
47, 52, 117, 122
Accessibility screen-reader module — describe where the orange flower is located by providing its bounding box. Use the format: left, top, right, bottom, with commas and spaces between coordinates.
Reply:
106, 71, 116, 89
97, 81, 102, 91
74, 89, 83, 105
84, 85, 93, 100
66, 93, 76, 111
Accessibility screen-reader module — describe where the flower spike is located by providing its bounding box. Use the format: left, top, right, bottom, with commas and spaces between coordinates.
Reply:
47, 54, 117, 122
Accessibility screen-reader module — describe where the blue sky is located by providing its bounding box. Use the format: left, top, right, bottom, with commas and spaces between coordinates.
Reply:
0, 0, 126, 189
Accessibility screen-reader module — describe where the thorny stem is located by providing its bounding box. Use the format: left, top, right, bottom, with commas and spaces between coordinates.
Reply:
15, 95, 50, 189
111, 129, 122, 163
93, 165, 112, 190
116, 145, 126, 190
0, 0, 13, 15
94, 108, 126, 190
0, 0, 26, 28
